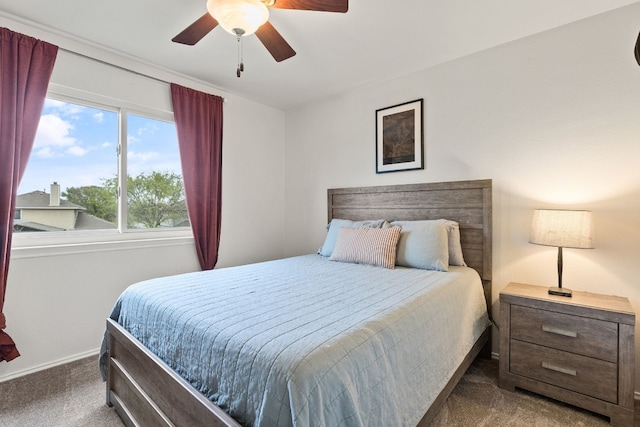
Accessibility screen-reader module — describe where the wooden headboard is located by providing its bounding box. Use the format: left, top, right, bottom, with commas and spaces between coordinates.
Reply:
327, 179, 493, 310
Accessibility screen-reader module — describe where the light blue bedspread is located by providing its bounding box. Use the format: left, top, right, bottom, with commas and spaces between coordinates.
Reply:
100, 254, 489, 427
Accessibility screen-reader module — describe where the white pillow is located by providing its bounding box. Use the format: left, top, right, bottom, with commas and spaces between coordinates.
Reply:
329, 226, 401, 269
390, 220, 449, 271
435, 219, 467, 266
318, 218, 388, 257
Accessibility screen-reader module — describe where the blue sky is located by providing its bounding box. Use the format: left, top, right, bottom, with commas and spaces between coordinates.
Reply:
19, 98, 182, 195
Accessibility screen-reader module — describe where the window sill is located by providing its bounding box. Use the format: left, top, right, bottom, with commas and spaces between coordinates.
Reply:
11, 228, 194, 259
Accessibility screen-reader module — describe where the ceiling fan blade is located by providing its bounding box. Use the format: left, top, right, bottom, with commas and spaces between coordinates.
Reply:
255, 22, 296, 62
269, 0, 348, 13
635, 31, 640, 66
172, 13, 219, 45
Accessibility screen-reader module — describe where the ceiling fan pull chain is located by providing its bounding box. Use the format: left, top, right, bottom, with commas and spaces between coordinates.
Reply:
236, 34, 244, 78
240, 35, 244, 72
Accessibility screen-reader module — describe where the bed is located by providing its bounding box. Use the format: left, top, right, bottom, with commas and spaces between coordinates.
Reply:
100, 179, 493, 427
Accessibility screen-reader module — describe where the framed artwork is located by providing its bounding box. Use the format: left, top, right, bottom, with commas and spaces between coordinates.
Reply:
375, 99, 424, 173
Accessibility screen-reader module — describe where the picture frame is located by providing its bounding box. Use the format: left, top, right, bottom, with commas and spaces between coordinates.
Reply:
375, 99, 424, 173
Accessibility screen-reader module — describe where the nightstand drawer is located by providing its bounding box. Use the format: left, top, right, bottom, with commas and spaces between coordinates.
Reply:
510, 340, 618, 403
511, 305, 618, 362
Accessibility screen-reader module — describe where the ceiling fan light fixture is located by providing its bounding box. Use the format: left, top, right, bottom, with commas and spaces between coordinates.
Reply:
207, 0, 269, 37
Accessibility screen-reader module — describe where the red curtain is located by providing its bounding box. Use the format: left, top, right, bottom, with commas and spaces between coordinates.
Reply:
0, 28, 58, 362
170, 83, 223, 271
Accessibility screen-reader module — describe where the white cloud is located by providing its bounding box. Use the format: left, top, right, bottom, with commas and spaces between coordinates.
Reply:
93, 112, 104, 123
128, 151, 159, 162
66, 145, 89, 156
101, 141, 113, 148
136, 122, 159, 136
34, 146, 58, 159
34, 114, 76, 148
128, 135, 141, 145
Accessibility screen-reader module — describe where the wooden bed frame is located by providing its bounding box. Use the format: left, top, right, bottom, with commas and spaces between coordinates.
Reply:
105, 179, 493, 427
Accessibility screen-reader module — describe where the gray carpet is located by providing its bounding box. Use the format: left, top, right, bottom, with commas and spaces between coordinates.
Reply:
0, 355, 637, 426
0, 356, 122, 427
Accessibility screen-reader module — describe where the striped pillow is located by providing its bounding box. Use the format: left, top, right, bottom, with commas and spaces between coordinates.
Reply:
329, 226, 402, 269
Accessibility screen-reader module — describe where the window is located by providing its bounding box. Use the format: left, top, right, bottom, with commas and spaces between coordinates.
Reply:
15, 96, 188, 234
125, 114, 188, 229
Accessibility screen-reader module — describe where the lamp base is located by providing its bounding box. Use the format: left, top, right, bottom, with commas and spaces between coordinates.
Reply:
548, 287, 572, 297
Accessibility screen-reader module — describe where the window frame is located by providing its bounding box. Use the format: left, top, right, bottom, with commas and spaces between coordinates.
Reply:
12, 84, 192, 253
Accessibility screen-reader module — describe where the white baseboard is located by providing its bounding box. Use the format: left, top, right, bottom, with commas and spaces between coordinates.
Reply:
0, 348, 99, 383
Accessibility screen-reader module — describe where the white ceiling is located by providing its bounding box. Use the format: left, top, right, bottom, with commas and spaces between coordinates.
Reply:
0, 0, 638, 110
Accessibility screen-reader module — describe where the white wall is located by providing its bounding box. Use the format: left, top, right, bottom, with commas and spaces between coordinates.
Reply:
284, 4, 640, 388
0, 17, 286, 381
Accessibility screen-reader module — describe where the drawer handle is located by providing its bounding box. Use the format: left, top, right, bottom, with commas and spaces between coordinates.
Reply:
542, 362, 577, 377
542, 325, 577, 338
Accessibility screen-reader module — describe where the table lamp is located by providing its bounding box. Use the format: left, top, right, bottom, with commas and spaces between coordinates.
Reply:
529, 209, 594, 297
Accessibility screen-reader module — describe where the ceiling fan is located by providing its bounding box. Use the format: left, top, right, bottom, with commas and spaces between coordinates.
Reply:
172, 0, 348, 75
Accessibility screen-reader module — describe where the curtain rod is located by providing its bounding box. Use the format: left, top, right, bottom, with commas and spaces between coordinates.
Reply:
58, 46, 226, 101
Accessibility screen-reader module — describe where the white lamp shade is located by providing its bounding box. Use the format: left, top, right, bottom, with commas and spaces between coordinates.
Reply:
529, 209, 594, 249
207, 0, 269, 36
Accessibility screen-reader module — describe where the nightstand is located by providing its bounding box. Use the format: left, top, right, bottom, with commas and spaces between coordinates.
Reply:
499, 282, 635, 427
